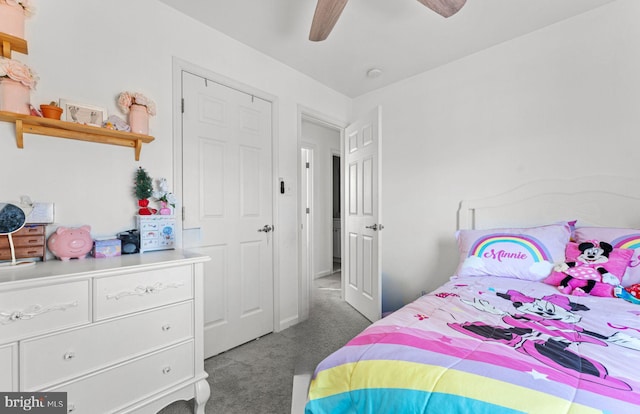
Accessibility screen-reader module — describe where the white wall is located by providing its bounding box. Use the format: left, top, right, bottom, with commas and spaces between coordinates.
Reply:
354, 0, 640, 309
301, 119, 341, 279
0, 0, 351, 329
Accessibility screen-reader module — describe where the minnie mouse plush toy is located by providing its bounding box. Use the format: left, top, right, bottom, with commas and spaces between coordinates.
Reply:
544, 240, 633, 297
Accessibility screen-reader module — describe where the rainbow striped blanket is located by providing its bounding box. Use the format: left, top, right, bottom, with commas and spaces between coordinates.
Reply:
305, 277, 640, 413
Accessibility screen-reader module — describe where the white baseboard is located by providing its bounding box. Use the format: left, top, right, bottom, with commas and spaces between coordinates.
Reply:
279, 314, 300, 331
313, 269, 333, 279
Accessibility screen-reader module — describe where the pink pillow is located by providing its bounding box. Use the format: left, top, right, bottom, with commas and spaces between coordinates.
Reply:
574, 227, 640, 286
455, 223, 571, 281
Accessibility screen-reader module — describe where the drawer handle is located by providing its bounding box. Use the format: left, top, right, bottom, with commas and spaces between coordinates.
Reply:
0, 301, 79, 325
162, 366, 172, 375
8, 311, 24, 321
106, 282, 185, 300
63, 352, 76, 360
162, 324, 172, 331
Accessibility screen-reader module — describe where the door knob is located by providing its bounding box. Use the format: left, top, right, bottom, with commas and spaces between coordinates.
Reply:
365, 224, 384, 231
258, 224, 273, 233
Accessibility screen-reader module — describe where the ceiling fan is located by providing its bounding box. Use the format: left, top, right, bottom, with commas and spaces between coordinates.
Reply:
309, 0, 467, 41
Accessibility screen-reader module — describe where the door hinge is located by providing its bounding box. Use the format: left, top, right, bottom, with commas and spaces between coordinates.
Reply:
306, 207, 310, 214
306, 162, 310, 169
182, 206, 185, 221
181, 98, 185, 113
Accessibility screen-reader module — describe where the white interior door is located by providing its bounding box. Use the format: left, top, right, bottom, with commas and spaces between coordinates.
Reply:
181, 71, 274, 357
344, 106, 382, 322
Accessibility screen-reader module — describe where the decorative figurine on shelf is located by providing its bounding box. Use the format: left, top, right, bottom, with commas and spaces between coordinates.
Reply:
153, 178, 176, 215
134, 167, 156, 215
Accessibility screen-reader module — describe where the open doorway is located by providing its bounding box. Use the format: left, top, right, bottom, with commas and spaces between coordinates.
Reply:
332, 153, 341, 273
299, 114, 343, 322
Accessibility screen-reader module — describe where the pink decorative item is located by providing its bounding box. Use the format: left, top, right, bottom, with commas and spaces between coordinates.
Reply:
0, 77, 29, 114
0, 2, 25, 39
47, 225, 93, 261
129, 103, 149, 135
153, 178, 176, 215
159, 201, 171, 215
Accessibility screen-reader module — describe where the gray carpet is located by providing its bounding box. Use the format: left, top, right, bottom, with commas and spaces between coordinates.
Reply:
159, 271, 371, 414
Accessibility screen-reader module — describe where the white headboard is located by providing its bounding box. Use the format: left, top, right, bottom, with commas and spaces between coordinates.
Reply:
458, 176, 640, 230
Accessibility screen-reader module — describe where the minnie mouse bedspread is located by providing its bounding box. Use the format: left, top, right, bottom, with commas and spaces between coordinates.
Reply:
305, 277, 640, 414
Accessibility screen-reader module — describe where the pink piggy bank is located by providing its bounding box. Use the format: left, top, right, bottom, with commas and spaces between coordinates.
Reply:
47, 225, 93, 261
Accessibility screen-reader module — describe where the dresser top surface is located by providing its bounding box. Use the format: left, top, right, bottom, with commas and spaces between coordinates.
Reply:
0, 250, 210, 287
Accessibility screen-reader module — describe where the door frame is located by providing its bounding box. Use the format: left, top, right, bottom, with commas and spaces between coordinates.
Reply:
296, 105, 347, 321
172, 57, 281, 331
300, 144, 315, 320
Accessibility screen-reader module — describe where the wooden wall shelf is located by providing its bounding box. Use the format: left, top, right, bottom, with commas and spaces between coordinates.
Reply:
0, 32, 27, 58
0, 111, 155, 161
0, 32, 153, 160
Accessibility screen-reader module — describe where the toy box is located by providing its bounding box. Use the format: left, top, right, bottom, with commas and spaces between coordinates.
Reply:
92, 238, 122, 258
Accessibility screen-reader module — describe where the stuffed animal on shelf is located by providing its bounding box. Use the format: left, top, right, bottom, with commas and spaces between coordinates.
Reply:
544, 240, 633, 297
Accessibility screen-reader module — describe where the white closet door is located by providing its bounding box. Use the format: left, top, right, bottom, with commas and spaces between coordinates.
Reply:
182, 71, 274, 357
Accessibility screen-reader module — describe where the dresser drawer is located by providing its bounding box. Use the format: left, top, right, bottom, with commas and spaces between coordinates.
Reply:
49, 341, 195, 414
20, 301, 194, 391
13, 225, 45, 236
0, 281, 90, 342
0, 343, 17, 391
0, 246, 45, 260
94, 265, 193, 320
0, 235, 45, 248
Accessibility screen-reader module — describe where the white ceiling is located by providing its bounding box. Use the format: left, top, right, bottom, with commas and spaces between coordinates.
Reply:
156, 0, 618, 98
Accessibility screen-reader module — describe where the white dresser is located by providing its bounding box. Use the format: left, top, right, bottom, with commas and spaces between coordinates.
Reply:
0, 250, 210, 414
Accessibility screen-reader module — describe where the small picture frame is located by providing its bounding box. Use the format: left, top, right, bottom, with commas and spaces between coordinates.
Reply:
59, 99, 107, 127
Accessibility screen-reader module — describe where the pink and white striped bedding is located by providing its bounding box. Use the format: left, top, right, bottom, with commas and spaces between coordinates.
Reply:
306, 276, 640, 413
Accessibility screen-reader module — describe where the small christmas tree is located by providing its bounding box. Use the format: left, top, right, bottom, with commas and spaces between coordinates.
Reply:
134, 167, 153, 199
134, 167, 155, 215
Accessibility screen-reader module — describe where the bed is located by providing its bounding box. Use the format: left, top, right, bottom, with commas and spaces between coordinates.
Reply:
305, 176, 640, 414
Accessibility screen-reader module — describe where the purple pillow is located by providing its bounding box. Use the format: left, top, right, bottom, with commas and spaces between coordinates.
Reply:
455, 223, 571, 281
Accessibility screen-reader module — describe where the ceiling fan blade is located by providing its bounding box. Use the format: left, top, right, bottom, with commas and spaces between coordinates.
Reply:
309, 0, 349, 42
417, 0, 467, 18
